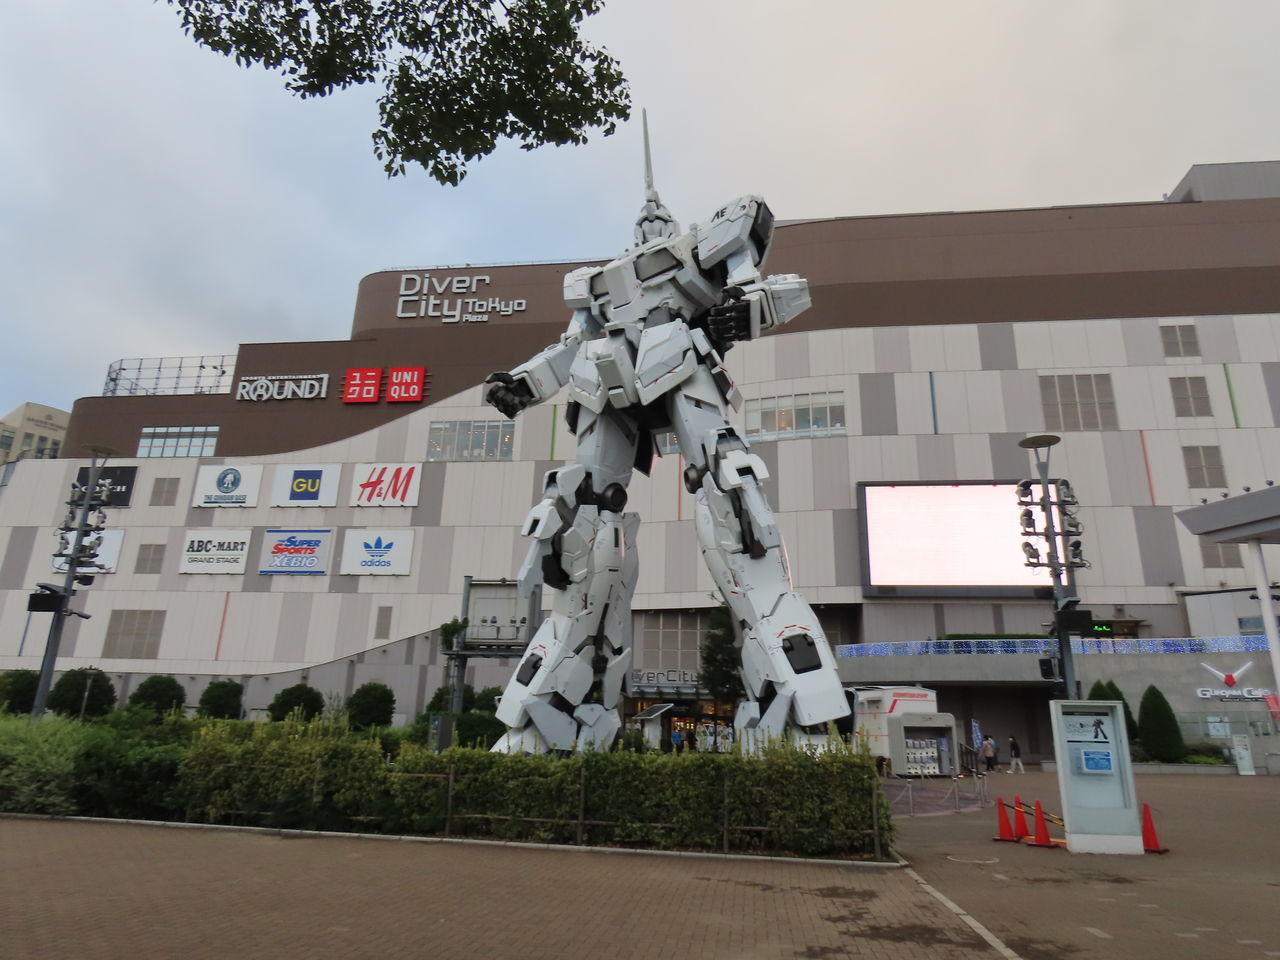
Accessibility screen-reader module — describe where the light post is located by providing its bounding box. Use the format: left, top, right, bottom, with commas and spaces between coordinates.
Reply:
30, 449, 113, 718
1018, 434, 1082, 699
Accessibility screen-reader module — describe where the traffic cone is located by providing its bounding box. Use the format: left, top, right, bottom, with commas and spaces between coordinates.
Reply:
1013, 795, 1030, 840
1142, 803, 1169, 854
994, 797, 1018, 842
1024, 800, 1057, 848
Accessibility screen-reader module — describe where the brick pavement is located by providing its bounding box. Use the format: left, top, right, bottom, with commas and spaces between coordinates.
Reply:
3, 770, 1276, 960
892, 769, 1280, 960
1, 819, 993, 960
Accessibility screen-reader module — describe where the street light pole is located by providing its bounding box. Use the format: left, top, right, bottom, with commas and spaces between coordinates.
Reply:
30, 455, 109, 718
1019, 435, 1080, 699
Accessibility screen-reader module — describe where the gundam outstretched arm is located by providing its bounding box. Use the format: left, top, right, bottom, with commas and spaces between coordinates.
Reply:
483, 308, 593, 418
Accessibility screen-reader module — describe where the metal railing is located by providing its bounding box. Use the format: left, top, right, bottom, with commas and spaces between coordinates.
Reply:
835, 636, 1270, 658
102, 355, 235, 397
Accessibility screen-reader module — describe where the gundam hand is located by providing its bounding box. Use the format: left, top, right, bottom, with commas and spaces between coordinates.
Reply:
483, 372, 535, 419
707, 287, 754, 342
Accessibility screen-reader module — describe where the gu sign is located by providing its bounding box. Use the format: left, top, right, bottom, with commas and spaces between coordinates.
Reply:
270, 465, 340, 507
236, 374, 329, 402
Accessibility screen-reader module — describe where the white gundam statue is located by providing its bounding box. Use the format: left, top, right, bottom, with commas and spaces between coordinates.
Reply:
485, 119, 850, 753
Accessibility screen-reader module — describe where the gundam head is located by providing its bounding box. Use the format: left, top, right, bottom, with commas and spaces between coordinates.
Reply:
634, 110, 680, 245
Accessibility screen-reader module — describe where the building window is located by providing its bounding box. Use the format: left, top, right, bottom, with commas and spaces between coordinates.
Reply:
136, 426, 218, 458
21, 433, 33, 452
638, 610, 706, 672
426, 420, 514, 461
48, 440, 60, 458
1161, 323, 1200, 358
134, 544, 166, 575
102, 610, 166, 659
0, 431, 12, 454
744, 392, 847, 442
150, 477, 180, 507
1170, 376, 1212, 418
1039, 374, 1117, 431
1200, 540, 1242, 569
374, 606, 393, 640
34, 436, 49, 457
1183, 445, 1226, 489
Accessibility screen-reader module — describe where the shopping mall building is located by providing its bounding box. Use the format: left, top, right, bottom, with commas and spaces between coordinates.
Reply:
2, 161, 1279, 767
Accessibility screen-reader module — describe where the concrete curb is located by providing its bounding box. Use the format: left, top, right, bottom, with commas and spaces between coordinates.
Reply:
0, 812, 908, 869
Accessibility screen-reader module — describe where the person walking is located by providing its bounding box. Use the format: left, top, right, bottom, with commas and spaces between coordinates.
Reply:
981, 735, 996, 772
1007, 736, 1025, 773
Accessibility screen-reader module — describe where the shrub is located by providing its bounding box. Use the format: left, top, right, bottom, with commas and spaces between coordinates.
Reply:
473, 686, 502, 714
47, 668, 116, 719
1104, 680, 1138, 741
198, 679, 244, 719
346, 682, 396, 730
0, 713, 93, 814
0, 669, 39, 714
1137, 685, 1186, 763
426, 683, 474, 714
1086, 679, 1110, 700
455, 711, 506, 749
129, 675, 188, 714
268, 683, 325, 722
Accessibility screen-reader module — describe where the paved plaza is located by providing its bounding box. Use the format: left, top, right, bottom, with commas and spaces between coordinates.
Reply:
1, 771, 1277, 960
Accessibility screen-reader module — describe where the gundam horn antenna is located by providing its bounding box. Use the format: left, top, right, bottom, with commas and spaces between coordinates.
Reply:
634, 109, 680, 245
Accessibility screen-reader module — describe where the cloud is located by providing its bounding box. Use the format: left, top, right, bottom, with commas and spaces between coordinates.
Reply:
2, 0, 1280, 413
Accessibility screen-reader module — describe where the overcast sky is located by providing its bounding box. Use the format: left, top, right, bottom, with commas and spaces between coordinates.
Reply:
4, 1, 1280, 418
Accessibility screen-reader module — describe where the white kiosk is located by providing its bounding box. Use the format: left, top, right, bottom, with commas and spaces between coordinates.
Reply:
1049, 700, 1143, 854
850, 686, 959, 776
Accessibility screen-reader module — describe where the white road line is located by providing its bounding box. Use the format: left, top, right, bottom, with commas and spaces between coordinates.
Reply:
1084, 928, 1113, 939
993, 873, 1009, 881
1096, 897, 1117, 902
1236, 940, 1262, 945
1175, 933, 1200, 938
904, 867, 1024, 960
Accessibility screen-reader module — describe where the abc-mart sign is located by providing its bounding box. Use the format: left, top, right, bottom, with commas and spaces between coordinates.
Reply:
340, 529, 415, 575
236, 373, 329, 402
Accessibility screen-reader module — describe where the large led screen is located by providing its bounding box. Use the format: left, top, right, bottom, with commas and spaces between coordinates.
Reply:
860, 482, 1055, 597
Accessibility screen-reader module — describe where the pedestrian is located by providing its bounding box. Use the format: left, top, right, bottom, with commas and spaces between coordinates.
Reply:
671, 727, 683, 754
1007, 736, 1025, 774
981, 735, 996, 772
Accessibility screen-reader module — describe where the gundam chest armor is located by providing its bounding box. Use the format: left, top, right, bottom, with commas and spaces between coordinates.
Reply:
483, 138, 851, 754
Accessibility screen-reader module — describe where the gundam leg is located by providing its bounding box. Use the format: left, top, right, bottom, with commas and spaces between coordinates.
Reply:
492, 406, 640, 754
668, 366, 850, 750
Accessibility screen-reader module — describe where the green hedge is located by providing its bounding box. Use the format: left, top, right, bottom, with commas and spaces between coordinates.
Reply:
0, 715, 892, 860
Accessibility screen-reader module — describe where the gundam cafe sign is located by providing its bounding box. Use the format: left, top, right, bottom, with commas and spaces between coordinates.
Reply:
396, 273, 527, 324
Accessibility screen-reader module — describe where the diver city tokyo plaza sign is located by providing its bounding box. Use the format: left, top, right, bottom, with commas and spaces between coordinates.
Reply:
395, 273, 527, 323
192, 465, 263, 507
259, 529, 334, 575
339, 529, 415, 575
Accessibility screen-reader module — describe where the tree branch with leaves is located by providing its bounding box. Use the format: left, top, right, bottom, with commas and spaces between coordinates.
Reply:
163, 0, 631, 183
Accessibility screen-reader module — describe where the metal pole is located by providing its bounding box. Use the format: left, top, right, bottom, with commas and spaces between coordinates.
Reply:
31, 457, 105, 718
1035, 453, 1078, 699
451, 576, 472, 714
1245, 540, 1280, 705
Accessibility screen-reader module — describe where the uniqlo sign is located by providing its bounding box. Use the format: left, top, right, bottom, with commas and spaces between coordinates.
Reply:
387, 367, 425, 402
343, 368, 382, 403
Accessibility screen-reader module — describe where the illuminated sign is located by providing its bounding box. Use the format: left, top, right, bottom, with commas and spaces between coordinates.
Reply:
192, 465, 262, 507
258, 529, 334, 575
339, 528, 415, 575
180, 530, 251, 574
269, 465, 340, 507
350, 463, 421, 507
396, 273, 527, 323
342, 367, 427, 403
235, 374, 329, 401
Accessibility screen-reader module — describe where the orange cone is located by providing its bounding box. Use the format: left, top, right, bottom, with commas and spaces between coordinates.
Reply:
1013, 795, 1030, 840
1142, 803, 1169, 854
1024, 800, 1058, 848
994, 797, 1018, 842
